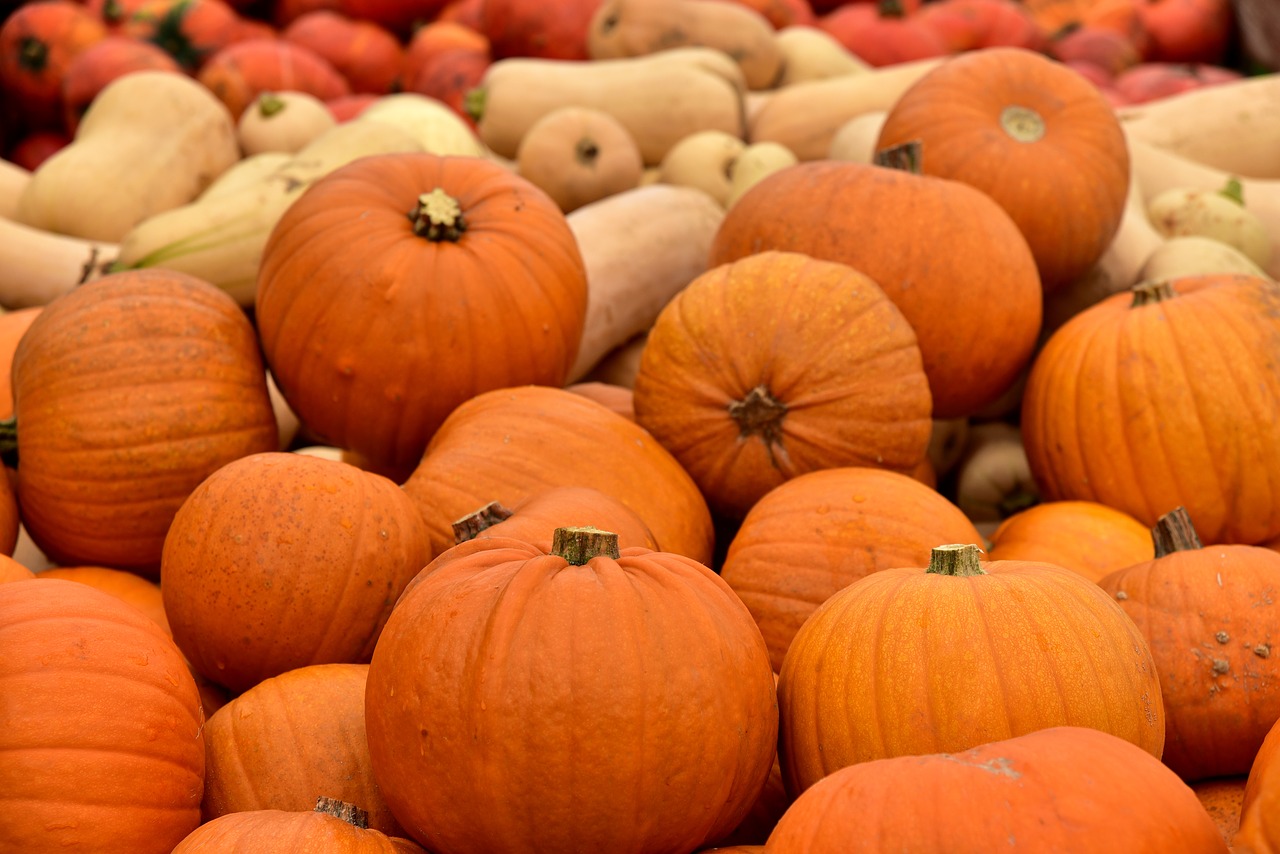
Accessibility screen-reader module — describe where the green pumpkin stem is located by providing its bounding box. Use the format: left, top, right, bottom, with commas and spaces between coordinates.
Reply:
1130, 279, 1176, 307
257, 91, 286, 118
873, 140, 922, 174
313, 797, 369, 829
927, 543, 987, 577
552, 526, 620, 565
410, 188, 467, 242
1152, 506, 1203, 558
463, 87, 487, 122
1219, 177, 1246, 206
452, 501, 515, 544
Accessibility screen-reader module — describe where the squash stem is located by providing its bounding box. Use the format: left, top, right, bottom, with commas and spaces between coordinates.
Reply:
314, 797, 368, 829
927, 543, 986, 577
874, 140, 922, 174
463, 87, 487, 122
1151, 506, 1202, 557
257, 91, 286, 118
1130, 280, 1176, 307
552, 526, 620, 565
452, 501, 515, 544
409, 188, 467, 242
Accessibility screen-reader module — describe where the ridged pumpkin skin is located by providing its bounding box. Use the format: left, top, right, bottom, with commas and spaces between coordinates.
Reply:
767, 726, 1228, 854
987, 499, 1153, 583
365, 533, 778, 854
11, 270, 278, 576
778, 546, 1165, 796
202, 663, 403, 836
257, 152, 589, 474
711, 160, 1042, 418
721, 467, 984, 671
172, 803, 425, 853
1022, 275, 1280, 545
1238, 717, 1280, 852
161, 452, 431, 694
402, 385, 714, 565
454, 485, 659, 551
632, 251, 932, 520
0, 578, 205, 852
875, 46, 1130, 291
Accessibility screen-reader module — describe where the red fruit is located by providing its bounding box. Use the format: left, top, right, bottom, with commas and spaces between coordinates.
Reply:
818, 0, 949, 67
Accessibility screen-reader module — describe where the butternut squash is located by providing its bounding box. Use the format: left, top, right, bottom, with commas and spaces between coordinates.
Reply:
566, 183, 725, 381
657, 130, 747, 207
468, 48, 747, 165
197, 152, 293, 202
827, 110, 887, 162
747, 56, 943, 160
587, 0, 783, 90
358, 93, 487, 157
516, 106, 643, 213
236, 90, 337, 155
113, 118, 424, 307
1138, 235, 1271, 283
1146, 179, 1272, 269
726, 141, 797, 208
0, 217, 117, 309
0, 159, 30, 220
16, 71, 239, 242
774, 25, 871, 86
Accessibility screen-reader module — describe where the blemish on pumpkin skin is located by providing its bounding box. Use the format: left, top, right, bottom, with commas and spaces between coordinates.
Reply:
940, 755, 1021, 779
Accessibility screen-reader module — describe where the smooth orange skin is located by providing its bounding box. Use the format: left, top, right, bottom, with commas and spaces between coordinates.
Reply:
1237, 717, 1280, 852
172, 808, 425, 853
633, 251, 932, 521
765, 727, 1227, 854
722, 467, 984, 672
0, 554, 33, 582
466, 485, 659, 552
0, 578, 205, 852
366, 536, 778, 854
987, 499, 1154, 583
40, 565, 169, 632
1023, 275, 1280, 546
1098, 544, 1280, 781
0, 306, 41, 420
712, 161, 1042, 419
778, 557, 1165, 796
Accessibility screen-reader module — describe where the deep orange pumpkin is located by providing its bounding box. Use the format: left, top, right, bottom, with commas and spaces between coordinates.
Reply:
479, 0, 602, 59
818, 0, 948, 67
1135, 0, 1233, 63
0, 578, 205, 851
365, 528, 778, 853
1022, 275, 1280, 546
1192, 777, 1246, 848
633, 251, 932, 520
0, 554, 34, 582
767, 727, 1228, 853
914, 0, 1047, 52
174, 798, 424, 853
712, 159, 1042, 419
987, 499, 1153, 582
778, 544, 1165, 795
452, 485, 659, 552
196, 37, 351, 118
0, 0, 107, 131
282, 10, 403, 94
1238, 716, 1280, 851
118, 0, 249, 71
256, 152, 588, 475
39, 565, 171, 633
11, 270, 279, 576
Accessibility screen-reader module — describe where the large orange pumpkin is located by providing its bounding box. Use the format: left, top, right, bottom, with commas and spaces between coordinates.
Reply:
161, 452, 429, 693
257, 152, 589, 475
364, 528, 778, 853
633, 251, 932, 520
196, 37, 351, 118
987, 499, 1153, 582
1022, 275, 1280, 546
711, 159, 1042, 418
766, 726, 1228, 853
721, 467, 984, 671
173, 798, 425, 853
39, 565, 171, 633
0, 578, 206, 851
1098, 507, 1280, 781
0, 0, 106, 131
778, 543, 1165, 795
1237, 716, 1280, 852
875, 46, 1130, 291
10, 269, 278, 575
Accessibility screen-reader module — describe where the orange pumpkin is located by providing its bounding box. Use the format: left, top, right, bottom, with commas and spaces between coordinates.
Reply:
778, 543, 1165, 795
564, 380, 634, 421
452, 485, 659, 552
722, 467, 985, 671
173, 798, 424, 853
0, 578, 205, 851
818, 0, 948, 67
0, 468, 19, 558
39, 565, 171, 633
633, 251, 932, 520
282, 10, 403, 94
161, 452, 430, 694
197, 37, 351, 118
118, 0, 249, 71
11, 270, 278, 576
712, 159, 1042, 419
1135, 0, 1233, 64
1191, 777, 1246, 847
365, 527, 778, 853
256, 152, 588, 475
1237, 716, 1280, 851
479, 0, 602, 59
0, 0, 106, 131
0, 554, 34, 582
987, 499, 1153, 582
914, 0, 1047, 52
1022, 275, 1280, 546
767, 726, 1228, 853
875, 46, 1129, 291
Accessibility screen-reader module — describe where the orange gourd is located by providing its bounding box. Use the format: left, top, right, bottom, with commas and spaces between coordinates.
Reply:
1237, 716, 1280, 852
0, 0, 106, 131
987, 499, 1153, 582
173, 798, 424, 853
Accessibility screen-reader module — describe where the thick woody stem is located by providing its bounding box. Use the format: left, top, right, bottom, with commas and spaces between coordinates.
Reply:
1151, 506, 1203, 558
552, 526, 620, 565
927, 543, 987, 577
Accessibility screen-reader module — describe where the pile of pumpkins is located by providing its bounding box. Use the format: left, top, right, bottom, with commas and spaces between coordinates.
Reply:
3, 0, 1280, 851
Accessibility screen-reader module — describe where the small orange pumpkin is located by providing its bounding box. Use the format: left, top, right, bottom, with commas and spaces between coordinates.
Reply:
173, 798, 424, 853
987, 499, 1153, 582
197, 37, 351, 118
0, 0, 106, 131
282, 9, 403, 93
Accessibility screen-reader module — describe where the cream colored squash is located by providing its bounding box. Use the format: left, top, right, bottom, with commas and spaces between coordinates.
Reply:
1146, 179, 1273, 269
237, 90, 337, 156
827, 110, 887, 162
726, 141, 797, 208
774, 26, 871, 86
0, 159, 30, 220
0, 217, 117, 309
1137, 235, 1272, 282
658, 130, 747, 207
358, 93, 487, 157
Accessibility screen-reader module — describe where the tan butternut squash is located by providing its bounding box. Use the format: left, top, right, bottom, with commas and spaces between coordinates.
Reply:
113, 118, 424, 307
582, 332, 648, 389
726, 141, 797, 208
566, 183, 725, 381
657, 130, 747, 207
1146, 180, 1273, 269
0, 159, 30, 220
1138, 235, 1272, 283
236, 90, 337, 156
774, 25, 871, 87
516, 106, 643, 213
468, 48, 747, 165
748, 56, 943, 161
358, 93, 487, 157
16, 71, 239, 242
197, 152, 293, 202
827, 110, 887, 162
587, 0, 782, 90
0, 217, 116, 309
953, 421, 1039, 541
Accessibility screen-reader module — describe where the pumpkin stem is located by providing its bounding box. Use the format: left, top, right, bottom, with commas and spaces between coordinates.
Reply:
874, 140, 922, 174
927, 543, 987, 577
410, 188, 467, 242
452, 501, 515, 544
257, 91, 286, 118
314, 797, 369, 829
552, 526, 620, 565
1130, 279, 1176, 307
999, 105, 1046, 143
463, 87, 487, 122
1219, 177, 1246, 206
1151, 506, 1203, 557
728, 385, 788, 446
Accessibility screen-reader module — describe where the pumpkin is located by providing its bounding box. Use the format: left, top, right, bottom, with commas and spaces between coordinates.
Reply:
39, 565, 170, 633
0, 555, 34, 582
174, 798, 424, 853
987, 499, 1153, 582
1022, 275, 1280, 546
1237, 716, 1280, 851
632, 251, 932, 520
779, 543, 1166, 795
118, 0, 248, 71
256, 152, 588, 475
452, 485, 659, 551
282, 10, 403, 94
10, 269, 278, 575
364, 527, 778, 853
59, 35, 182, 134
1114, 61, 1243, 106
721, 467, 984, 671
0, 466, 19, 558
197, 37, 351, 119
1191, 777, 1246, 847
0, 578, 205, 851
711, 158, 1042, 418
480, 0, 602, 60
914, 0, 1048, 52
201, 663, 403, 835
875, 46, 1130, 291
0, 308, 41, 418
335, 0, 447, 37
0, 0, 106, 132
1135, 0, 1233, 64
818, 0, 948, 67
1097, 507, 1280, 781
161, 452, 430, 694
767, 726, 1228, 853
400, 25, 490, 128
403, 385, 714, 563
515, 106, 643, 213
1048, 23, 1142, 75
